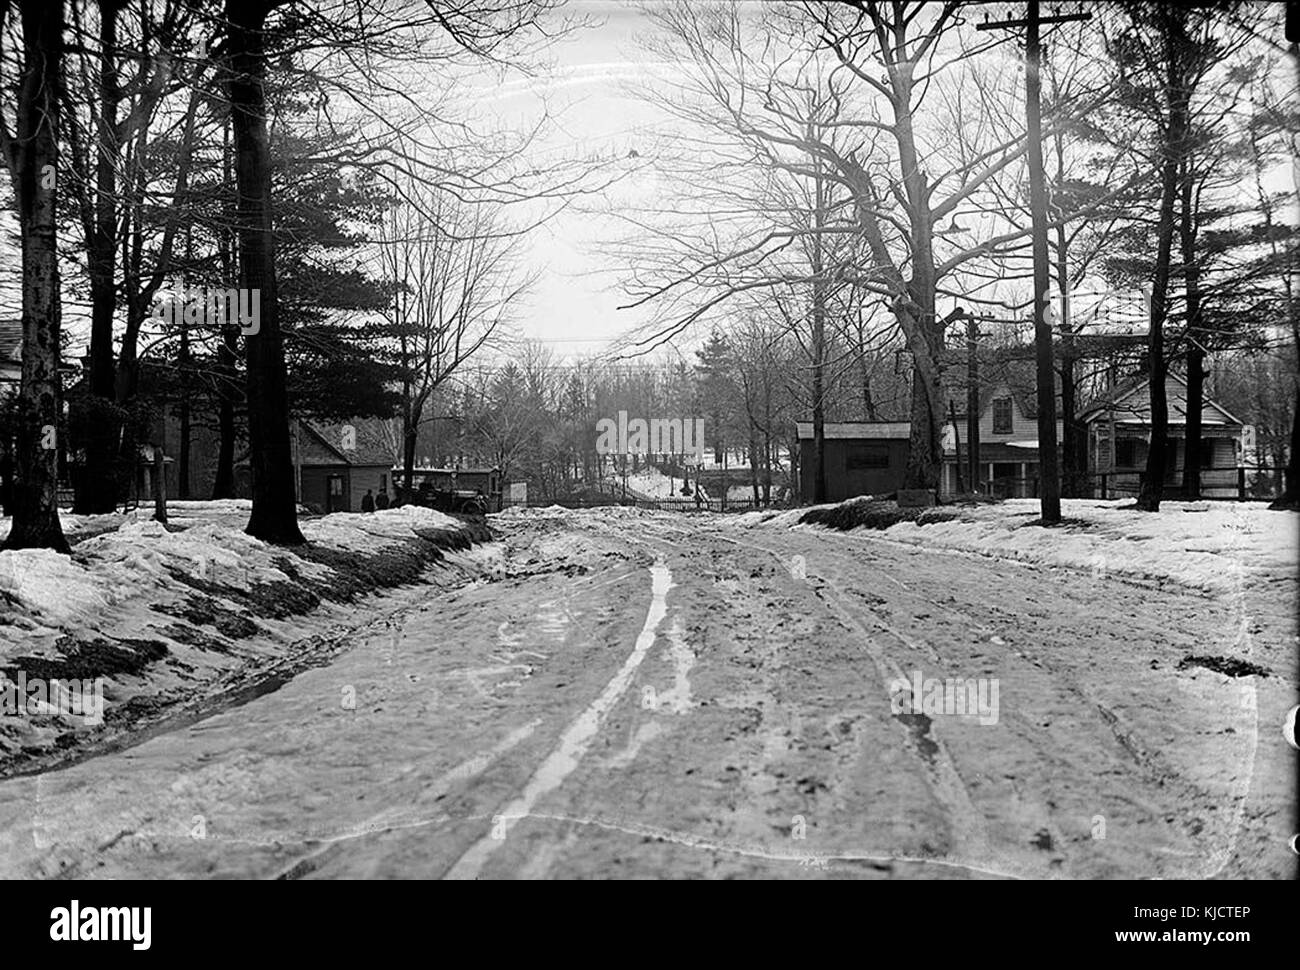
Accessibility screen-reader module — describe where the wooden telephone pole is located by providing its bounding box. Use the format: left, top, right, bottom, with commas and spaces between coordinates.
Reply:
967, 312, 980, 493
978, 1, 1089, 524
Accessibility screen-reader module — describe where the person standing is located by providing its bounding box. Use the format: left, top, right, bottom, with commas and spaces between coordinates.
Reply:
375, 489, 390, 510
361, 488, 375, 513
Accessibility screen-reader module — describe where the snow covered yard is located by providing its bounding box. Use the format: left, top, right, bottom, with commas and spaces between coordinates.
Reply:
0, 502, 487, 774
740, 497, 1297, 597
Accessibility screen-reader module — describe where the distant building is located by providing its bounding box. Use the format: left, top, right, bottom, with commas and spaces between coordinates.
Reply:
1079, 373, 1245, 498
292, 419, 396, 513
941, 382, 1065, 498
797, 401, 1065, 503
795, 421, 911, 501
156, 414, 398, 512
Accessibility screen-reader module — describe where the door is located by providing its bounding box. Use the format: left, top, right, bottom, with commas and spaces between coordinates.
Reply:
326, 474, 345, 513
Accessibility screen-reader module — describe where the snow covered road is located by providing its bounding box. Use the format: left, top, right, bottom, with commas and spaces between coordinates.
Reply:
0, 506, 1292, 879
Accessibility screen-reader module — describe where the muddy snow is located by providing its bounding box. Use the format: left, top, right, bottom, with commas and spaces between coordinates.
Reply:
0, 501, 1293, 879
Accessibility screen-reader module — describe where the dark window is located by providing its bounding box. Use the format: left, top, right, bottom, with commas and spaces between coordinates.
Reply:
846, 442, 891, 470
1200, 443, 1215, 469
1115, 438, 1137, 468
992, 397, 1013, 434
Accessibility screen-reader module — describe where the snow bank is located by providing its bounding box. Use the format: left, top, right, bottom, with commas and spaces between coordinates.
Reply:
1, 504, 486, 768
299, 504, 461, 552
764, 497, 1296, 594
0, 505, 468, 651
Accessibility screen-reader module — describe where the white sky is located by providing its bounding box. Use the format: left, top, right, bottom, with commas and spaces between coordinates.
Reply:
462, 1, 674, 361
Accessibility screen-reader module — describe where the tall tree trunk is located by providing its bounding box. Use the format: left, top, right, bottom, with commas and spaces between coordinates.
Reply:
762, 380, 773, 504
178, 323, 191, 499
1, 0, 69, 553
1271, 42, 1300, 510
402, 422, 419, 503
75, 0, 122, 515
178, 225, 192, 499
227, 0, 303, 544
213, 334, 237, 500
212, 119, 237, 500
1180, 161, 1204, 499
860, 356, 876, 419
841, 153, 944, 492
1137, 9, 1189, 513
810, 142, 827, 503
1272, 386, 1299, 509
893, 61, 944, 494
400, 376, 423, 503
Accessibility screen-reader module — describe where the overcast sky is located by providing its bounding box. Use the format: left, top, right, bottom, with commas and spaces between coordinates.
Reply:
464, 1, 677, 362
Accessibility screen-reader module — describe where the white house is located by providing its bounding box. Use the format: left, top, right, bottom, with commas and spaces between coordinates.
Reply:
1079, 372, 1245, 498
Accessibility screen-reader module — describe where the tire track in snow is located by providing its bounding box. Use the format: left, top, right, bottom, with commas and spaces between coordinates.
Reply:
442, 561, 675, 880
274, 718, 542, 880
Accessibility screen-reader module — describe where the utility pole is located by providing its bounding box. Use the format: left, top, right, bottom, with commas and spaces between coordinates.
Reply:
978, 1, 1088, 524
940, 305, 976, 495
967, 313, 980, 493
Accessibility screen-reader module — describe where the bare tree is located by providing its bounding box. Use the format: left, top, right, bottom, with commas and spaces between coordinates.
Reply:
376, 184, 532, 499
222, 0, 303, 543
61, 0, 187, 514
0, 0, 69, 552
621, 2, 1115, 492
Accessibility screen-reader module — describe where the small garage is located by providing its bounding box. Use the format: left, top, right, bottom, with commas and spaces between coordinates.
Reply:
796, 421, 910, 502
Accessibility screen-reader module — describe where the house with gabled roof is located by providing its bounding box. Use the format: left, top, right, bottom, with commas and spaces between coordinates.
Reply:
163, 414, 398, 512
292, 418, 397, 513
1079, 372, 1245, 498
940, 378, 1065, 498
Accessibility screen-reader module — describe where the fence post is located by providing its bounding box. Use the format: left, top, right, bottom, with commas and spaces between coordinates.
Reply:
1237, 466, 1245, 501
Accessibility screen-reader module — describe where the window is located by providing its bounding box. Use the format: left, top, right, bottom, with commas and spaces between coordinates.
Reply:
992, 397, 1013, 434
1115, 438, 1138, 469
846, 442, 891, 470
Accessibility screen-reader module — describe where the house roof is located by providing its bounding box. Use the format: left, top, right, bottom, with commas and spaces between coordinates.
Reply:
298, 418, 396, 467
941, 353, 1061, 420
796, 421, 911, 440
412, 466, 500, 475
1078, 372, 1243, 427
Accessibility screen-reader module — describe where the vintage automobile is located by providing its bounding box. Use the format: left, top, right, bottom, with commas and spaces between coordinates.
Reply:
403, 466, 502, 513
413, 480, 488, 516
